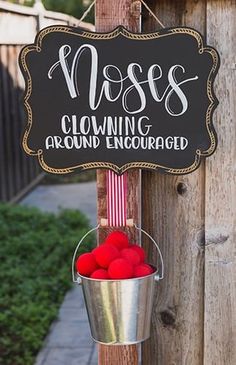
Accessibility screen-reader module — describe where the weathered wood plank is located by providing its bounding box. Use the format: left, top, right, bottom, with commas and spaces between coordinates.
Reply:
0, 45, 15, 199
0, 51, 8, 201
142, 1, 206, 364
8, 45, 22, 193
204, 1, 236, 365
14, 45, 28, 190
0, 42, 43, 202
95, 0, 140, 32
96, 1, 141, 364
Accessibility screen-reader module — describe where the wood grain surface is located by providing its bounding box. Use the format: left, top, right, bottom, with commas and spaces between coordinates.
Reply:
96, 1, 235, 364
204, 1, 236, 364
142, 1, 206, 364
96, 1, 141, 364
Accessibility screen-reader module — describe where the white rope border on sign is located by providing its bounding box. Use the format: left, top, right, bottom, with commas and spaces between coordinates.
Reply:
78, 0, 165, 29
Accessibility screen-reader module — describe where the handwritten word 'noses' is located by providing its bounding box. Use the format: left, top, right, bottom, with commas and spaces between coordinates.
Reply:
48, 44, 198, 116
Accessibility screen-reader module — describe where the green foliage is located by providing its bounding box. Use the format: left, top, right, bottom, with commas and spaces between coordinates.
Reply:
0, 204, 94, 365
42, 0, 94, 23
24, 0, 34, 6
6, 1, 94, 23
7, 0, 94, 23
7, 1, 34, 6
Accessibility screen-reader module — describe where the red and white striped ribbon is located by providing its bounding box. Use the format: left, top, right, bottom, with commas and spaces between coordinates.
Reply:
107, 170, 127, 227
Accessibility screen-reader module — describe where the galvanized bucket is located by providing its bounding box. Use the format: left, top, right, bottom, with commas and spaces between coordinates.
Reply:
72, 224, 164, 345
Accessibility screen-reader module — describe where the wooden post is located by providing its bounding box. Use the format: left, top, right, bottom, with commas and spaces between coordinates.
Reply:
142, 1, 206, 364
95, 1, 141, 364
142, 1, 236, 365
204, 1, 236, 364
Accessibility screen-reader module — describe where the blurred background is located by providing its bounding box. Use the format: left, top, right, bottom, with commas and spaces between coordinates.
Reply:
0, 1, 98, 364
6, 0, 94, 23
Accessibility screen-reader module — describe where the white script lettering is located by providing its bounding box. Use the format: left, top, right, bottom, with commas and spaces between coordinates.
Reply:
48, 44, 198, 116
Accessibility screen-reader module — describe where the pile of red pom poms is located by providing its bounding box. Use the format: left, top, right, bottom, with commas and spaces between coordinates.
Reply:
76, 231, 155, 280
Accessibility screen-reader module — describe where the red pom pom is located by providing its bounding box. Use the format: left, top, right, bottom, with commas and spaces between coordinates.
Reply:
121, 248, 141, 266
90, 269, 110, 279
93, 244, 120, 268
92, 245, 100, 255
134, 264, 153, 278
105, 231, 129, 250
129, 244, 146, 262
76, 253, 98, 276
108, 258, 134, 279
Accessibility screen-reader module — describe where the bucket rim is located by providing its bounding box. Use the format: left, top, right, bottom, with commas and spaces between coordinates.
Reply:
78, 265, 158, 282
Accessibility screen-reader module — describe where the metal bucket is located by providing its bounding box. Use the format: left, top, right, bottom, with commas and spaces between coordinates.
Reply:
72, 224, 164, 345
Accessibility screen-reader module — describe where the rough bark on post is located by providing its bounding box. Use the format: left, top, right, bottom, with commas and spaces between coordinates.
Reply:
205, 1, 236, 364
142, 1, 206, 364
95, 1, 141, 364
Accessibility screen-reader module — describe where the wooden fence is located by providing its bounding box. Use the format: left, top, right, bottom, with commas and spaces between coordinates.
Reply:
0, 1, 94, 202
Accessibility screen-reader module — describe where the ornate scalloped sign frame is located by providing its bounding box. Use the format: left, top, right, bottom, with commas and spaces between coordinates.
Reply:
19, 26, 220, 175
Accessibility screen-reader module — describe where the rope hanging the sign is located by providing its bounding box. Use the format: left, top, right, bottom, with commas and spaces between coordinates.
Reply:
77, 0, 96, 26
78, 0, 165, 29
139, 0, 165, 28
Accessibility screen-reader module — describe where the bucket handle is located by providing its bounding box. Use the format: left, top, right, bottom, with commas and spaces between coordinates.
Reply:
72, 224, 100, 284
134, 224, 164, 281
72, 224, 164, 284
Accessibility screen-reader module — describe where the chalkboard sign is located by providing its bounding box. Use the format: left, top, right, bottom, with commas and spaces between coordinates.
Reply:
19, 26, 220, 175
